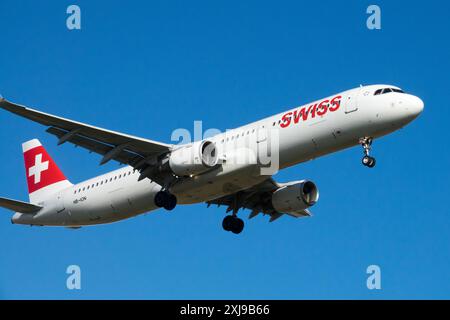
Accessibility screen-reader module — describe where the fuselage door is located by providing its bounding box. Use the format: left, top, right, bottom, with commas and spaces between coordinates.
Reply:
56, 192, 65, 213
345, 88, 361, 114
257, 125, 267, 143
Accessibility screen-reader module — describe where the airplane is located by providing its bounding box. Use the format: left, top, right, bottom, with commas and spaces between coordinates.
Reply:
0, 84, 424, 234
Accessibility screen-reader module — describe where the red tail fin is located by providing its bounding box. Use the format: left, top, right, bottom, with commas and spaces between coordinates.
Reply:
22, 139, 72, 203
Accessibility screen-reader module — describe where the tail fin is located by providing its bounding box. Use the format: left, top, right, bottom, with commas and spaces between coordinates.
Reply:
22, 139, 72, 204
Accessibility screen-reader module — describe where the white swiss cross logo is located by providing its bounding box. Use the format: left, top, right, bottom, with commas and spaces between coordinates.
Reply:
28, 153, 49, 184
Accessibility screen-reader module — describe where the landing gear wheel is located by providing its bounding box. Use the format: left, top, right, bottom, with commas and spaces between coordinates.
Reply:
367, 157, 376, 168
222, 215, 245, 234
154, 191, 177, 211
163, 193, 177, 211
362, 156, 371, 166
222, 215, 234, 232
154, 191, 167, 208
231, 217, 244, 234
362, 156, 376, 168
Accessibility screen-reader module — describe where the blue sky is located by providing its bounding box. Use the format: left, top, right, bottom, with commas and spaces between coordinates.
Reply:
0, 0, 449, 299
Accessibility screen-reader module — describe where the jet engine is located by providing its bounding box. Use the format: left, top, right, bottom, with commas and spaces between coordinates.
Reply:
169, 140, 219, 176
271, 180, 319, 213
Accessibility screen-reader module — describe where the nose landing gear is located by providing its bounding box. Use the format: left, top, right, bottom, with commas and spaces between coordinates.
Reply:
222, 215, 244, 234
359, 137, 376, 168
154, 190, 177, 211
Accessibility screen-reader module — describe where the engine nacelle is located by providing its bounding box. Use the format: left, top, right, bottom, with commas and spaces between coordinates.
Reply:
169, 140, 219, 176
271, 180, 319, 213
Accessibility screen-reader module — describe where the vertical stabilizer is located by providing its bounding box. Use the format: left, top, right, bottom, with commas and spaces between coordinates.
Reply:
22, 139, 72, 204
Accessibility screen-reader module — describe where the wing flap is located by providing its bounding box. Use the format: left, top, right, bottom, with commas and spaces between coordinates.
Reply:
46, 126, 144, 165
0, 197, 42, 214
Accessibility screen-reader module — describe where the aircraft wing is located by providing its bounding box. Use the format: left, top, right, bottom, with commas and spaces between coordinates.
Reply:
0, 197, 42, 214
0, 98, 173, 182
206, 178, 312, 222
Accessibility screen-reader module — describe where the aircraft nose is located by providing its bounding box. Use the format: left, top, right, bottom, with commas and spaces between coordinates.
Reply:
405, 95, 424, 118
385, 94, 424, 127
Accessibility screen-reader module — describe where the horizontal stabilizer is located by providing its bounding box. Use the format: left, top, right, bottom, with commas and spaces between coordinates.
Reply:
0, 197, 42, 214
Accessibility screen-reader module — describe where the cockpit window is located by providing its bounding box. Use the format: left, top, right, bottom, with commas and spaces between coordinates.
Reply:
374, 87, 405, 95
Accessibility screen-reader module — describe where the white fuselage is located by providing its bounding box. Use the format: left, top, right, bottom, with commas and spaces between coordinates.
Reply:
12, 85, 424, 227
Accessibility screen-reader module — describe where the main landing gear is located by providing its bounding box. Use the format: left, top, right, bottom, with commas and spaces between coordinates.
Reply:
154, 190, 177, 211
222, 215, 244, 234
359, 137, 376, 168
